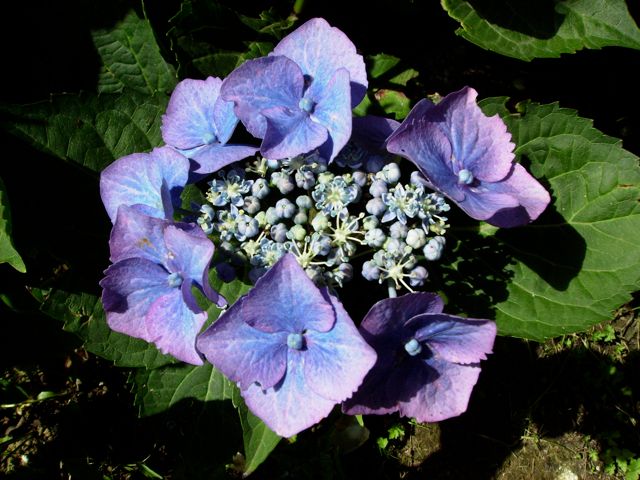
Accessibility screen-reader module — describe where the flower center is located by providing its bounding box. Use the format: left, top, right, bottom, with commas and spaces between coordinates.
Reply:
457, 169, 474, 185
298, 97, 316, 114
404, 338, 422, 356
287, 332, 305, 350
202, 132, 217, 144
167, 272, 183, 288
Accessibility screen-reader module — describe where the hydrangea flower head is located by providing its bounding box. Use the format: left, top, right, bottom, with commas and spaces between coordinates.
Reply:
196, 253, 377, 437
386, 87, 550, 227
343, 292, 496, 422
161, 77, 258, 174
220, 18, 367, 162
100, 146, 189, 223
100, 206, 226, 365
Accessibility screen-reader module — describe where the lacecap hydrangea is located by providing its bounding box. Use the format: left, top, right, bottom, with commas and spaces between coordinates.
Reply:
98, 17, 550, 437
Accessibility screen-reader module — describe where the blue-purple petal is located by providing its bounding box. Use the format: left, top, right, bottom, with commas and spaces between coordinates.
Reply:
220, 56, 304, 139
302, 290, 377, 402
238, 253, 336, 334
272, 17, 367, 108
161, 77, 232, 150
196, 309, 288, 391
242, 353, 337, 438
261, 106, 328, 160
409, 313, 496, 364
100, 146, 189, 223
308, 68, 352, 162
109, 206, 169, 264
188, 143, 259, 175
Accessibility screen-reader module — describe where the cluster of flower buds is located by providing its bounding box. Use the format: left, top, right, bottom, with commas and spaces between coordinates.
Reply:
197, 146, 451, 293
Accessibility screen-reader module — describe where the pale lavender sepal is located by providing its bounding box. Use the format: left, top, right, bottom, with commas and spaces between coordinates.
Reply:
109, 205, 168, 264
197, 310, 289, 390
100, 257, 206, 365
242, 354, 337, 438
410, 313, 497, 364
100, 146, 189, 223
188, 143, 259, 175
303, 290, 377, 402
309, 68, 352, 162
398, 359, 482, 423
272, 17, 367, 108
386, 87, 550, 227
237, 253, 335, 334
483, 163, 552, 228
220, 56, 303, 139
261, 106, 328, 160
342, 293, 495, 422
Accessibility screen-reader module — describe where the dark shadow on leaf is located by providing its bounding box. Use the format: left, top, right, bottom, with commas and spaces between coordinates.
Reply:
467, 0, 564, 40
496, 200, 586, 291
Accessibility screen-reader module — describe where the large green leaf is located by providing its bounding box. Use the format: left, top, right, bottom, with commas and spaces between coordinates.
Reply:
38, 289, 175, 368
134, 363, 237, 416
231, 389, 281, 476
2, 92, 167, 172
92, 11, 177, 95
0, 177, 26, 273
442, 0, 640, 61
473, 98, 640, 340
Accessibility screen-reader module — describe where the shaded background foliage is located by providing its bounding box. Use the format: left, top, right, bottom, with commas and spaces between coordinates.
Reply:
1, 0, 639, 478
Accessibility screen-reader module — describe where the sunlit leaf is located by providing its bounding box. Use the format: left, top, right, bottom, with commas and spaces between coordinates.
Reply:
468, 98, 640, 340
2, 92, 167, 172
442, 0, 640, 61
92, 10, 177, 95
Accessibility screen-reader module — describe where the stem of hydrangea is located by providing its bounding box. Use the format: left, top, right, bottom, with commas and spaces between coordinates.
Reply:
387, 279, 397, 298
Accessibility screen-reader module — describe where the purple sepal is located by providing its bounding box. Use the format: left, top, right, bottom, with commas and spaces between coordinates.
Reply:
221, 50, 352, 161
352, 115, 401, 151
272, 17, 367, 108
342, 292, 495, 422
386, 87, 550, 227
197, 254, 376, 437
101, 209, 225, 364
100, 146, 189, 224
161, 77, 258, 174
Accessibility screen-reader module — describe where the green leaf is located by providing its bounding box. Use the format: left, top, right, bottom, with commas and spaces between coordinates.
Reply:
134, 363, 236, 416
2, 91, 167, 172
38, 289, 175, 368
0, 177, 26, 273
374, 89, 411, 120
389, 68, 419, 87
368, 53, 401, 79
235, 396, 281, 476
238, 8, 297, 38
442, 0, 640, 61
92, 11, 177, 95
476, 98, 640, 340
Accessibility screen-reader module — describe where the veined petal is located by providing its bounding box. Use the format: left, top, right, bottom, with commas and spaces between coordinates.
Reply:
196, 311, 288, 391
261, 106, 328, 160
239, 253, 335, 334
109, 206, 168, 264
457, 184, 521, 221
221, 56, 304, 139
410, 313, 496, 364
161, 77, 237, 150
308, 68, 352, 162
100, 146, 189, 223
398, 359, 482, 423
484, 163, 551, 227
303, 290, 376, 402
439, 87, 514, 183
189, 143, 259, 175
242, 352, 338, 438
386, 105, 466, 202
145, 289, 207, 365
272, 17, 367, 107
